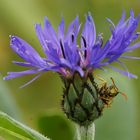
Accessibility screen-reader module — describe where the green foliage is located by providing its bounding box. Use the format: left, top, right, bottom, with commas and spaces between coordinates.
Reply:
37, 112, 74, 140
0, 111, 50, 140
0, 76, 21, 120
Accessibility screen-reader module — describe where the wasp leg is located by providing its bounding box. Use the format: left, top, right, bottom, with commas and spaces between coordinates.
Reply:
95, 75, 107, 82
94, 75, 107, 87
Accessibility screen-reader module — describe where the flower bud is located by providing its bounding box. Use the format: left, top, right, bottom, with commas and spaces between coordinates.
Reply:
61, 73, 104, 126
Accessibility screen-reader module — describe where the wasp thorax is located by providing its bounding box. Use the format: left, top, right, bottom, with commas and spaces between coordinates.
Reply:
61, 73, 104, 126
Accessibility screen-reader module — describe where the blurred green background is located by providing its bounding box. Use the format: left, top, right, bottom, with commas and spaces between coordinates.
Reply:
0, 0, 140, 140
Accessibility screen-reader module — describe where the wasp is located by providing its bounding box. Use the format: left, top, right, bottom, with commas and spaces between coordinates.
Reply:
96, 76, 127, 107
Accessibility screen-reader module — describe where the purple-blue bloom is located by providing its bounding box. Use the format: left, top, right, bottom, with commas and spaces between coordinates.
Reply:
4, 10, 140, 86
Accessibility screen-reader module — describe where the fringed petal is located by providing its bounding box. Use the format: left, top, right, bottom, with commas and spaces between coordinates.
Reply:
81, 13, 96, 48
108, 66, 137, 79
120, 56, 140, 60
10, 36, 46, 67
3, 69, 43, 80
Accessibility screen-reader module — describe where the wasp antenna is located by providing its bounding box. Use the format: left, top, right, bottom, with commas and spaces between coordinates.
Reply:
110, 77, 115, 85
120, 92, 128, 101
110, 77, 118, 90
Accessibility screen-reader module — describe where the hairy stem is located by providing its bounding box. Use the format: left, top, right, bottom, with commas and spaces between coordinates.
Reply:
76, 123, 95, 140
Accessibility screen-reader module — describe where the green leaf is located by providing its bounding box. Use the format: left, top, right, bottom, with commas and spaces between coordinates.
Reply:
0, 76, 21, 119
38, 112, 74, 140
0, 111, 50, 140
0, 127, 31, 140
95, 71, 137, 140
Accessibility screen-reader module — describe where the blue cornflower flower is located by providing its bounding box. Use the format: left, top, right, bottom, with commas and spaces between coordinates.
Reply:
3, 10, 140, 126
4, 10, 140, 86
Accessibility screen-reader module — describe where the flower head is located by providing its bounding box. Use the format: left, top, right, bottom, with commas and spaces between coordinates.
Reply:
4, 10, 140, 86
3, 10, 140, 126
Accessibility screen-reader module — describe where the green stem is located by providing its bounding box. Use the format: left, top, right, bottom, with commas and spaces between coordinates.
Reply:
76, 123, 95, 140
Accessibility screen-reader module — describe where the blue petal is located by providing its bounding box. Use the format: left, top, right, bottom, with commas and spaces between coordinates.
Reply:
60, 58, 72, 68
10, 36, 46, 68
130, 9, 134, 17
66, 16, 79, 38
3, 69, 43, 80
120, 56, 140, 60
65, 16, 80, 46
74, 66, 84, 77
106, 18, 115, 28
94, 40, 110, 63
13, 61, 33, 67
108, 66, 137, 79
125, 42, 140, 52
117, 11, 126, 27
20, 73, 42, 88
45, 42, 61, 64
35, 24, 48, 52
58, 18, 65, 40
63, 42, 80, 65
81, 13, 96, 48
44, 17, 59, 47
115, 60, 131, 78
